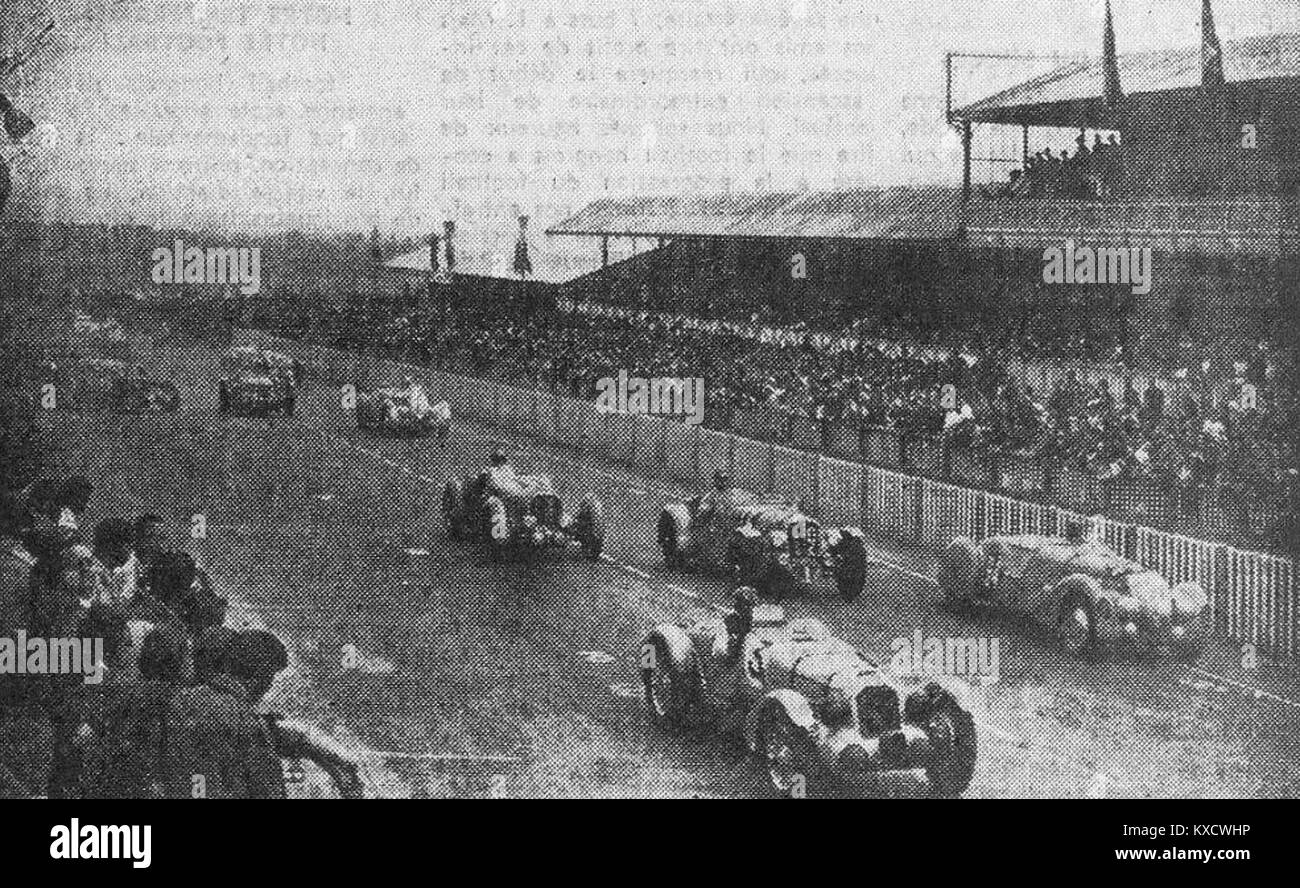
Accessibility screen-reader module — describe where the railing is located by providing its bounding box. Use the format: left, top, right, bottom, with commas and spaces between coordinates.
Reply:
962, 197, 1299, 255
717, 404, 1282, 551
242, 331, 1300, 660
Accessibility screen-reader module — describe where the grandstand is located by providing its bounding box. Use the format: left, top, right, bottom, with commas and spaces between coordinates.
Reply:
549, 7, 1299, 370
531, 3, 1297, 555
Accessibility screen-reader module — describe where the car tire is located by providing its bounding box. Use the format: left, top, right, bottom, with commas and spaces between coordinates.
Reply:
283, 396, 296, 416
574, 496, 605, 561
757, 704, 818, 798
1057, 593, 1097, 658
483, 495, 509, 560
641, 634, 699, 734
217, 383, 229, 414
832, 531, 867, 601
906, 687, 977, 798
656, 505, 689, 569
727, 531, 770, 596
442, 481, 464, 540
939, 537, 985, 609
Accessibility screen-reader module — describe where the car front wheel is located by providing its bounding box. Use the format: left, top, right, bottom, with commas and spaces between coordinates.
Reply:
758, 706, 817, 798
832, 532, 867, 601
641, 638, 697, 733
441, 481, 464, 539
1057, 595, 1097, 657
907, 688, 977, 798
483, 496, 510, 560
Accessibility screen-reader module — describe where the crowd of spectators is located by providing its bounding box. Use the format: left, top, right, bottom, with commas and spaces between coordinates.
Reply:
983, 132, 1125, 201
301, 299, 1297, 510
0, 475, 362, 798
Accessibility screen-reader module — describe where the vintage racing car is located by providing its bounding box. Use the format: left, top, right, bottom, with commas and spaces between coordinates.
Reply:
641, 598, 978, 797
45, 356, 180, 413
356, 382, 451, 439
656, 481, 868, 600
217, 346, 298, 415
262, 348, 305, 389
66, 312, 129, 358
441, 455, 604, 560
939, 532, 1207, 659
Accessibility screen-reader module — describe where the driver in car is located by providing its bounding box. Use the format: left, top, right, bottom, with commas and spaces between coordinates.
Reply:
402, 375, 432, 415
485, 446, 525, 500
697, 470, 744, 530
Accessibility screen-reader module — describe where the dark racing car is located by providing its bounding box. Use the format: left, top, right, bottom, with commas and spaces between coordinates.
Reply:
441, 449, 604, 561
46, 356, 180, 413
656, 474, 868, 600
939, 528, 1207, 659
355, 380, 450, 440
217, 346, 298, 416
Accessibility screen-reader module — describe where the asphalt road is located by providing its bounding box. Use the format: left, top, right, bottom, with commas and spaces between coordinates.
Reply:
19, 329, 1300, 798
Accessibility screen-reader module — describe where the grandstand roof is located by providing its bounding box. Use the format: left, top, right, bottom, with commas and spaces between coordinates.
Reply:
547, 187, 964, 241
383, 226, 644, 285
956, 33, 1300, 127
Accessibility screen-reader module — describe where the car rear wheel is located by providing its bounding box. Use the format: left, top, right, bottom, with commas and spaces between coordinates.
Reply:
1057, 594, 1097, 657
217, 383, 229, 414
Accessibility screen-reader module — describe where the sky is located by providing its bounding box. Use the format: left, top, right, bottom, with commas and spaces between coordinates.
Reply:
2, 0, 1297, 233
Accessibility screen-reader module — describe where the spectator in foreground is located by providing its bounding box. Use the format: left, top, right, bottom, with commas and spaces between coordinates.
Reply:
163, 629, 288, 799
91, 517, 135, 607
86, 625, 193, 799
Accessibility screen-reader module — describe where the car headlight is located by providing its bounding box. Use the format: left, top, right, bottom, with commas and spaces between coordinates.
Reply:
1172, 583, 1207, 616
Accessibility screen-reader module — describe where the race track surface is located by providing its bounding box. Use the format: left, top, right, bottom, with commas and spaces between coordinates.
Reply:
15, 331, 1300, 799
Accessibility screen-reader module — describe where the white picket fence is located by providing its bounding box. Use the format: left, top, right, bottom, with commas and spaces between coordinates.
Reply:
245, 332, 1300, 659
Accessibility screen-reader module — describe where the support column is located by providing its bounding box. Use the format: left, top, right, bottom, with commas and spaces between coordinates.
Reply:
961, 119, 973, 203
601, 235, 610, 304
